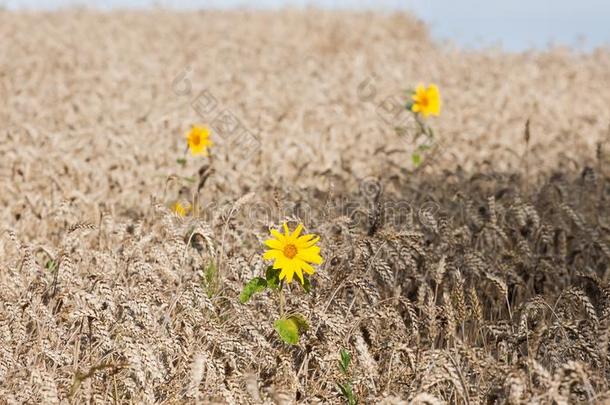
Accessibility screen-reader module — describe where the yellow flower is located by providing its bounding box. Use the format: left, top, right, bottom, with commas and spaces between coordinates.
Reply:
263, 223, 323, 284
411, 84, 441, 118
186, 126, 213, 156
172, 201, 191, 217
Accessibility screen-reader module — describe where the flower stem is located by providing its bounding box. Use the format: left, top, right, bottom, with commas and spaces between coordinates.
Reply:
278, 284, 286, 317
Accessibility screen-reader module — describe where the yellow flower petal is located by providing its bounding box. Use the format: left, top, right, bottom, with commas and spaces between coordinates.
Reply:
270, 229, 285, 242
291, 223, 304, 239
265, 239, 283, 249
297, 246, 323, 264
292, 258, 305, 284
274, 255, 289, 271
296, 234, 320, 249
293, 263, 304, 284
172, 201, 191, 217
300, 260, 315, 275
283, 261, 295, 283
263, 249, 283, 260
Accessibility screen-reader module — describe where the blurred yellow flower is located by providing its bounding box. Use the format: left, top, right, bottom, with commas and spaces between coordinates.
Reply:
263, 223, 323, 284
411, 84, 441, 118
172, 201, 191, 217
186, 126, 213, 156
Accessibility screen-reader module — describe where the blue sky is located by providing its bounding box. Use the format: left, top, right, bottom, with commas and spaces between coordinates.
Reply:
3, 0, 609, 51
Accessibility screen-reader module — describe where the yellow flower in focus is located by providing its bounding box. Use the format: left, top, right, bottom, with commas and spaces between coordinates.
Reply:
411, 84, 441, 118
172, 201, 191, 217
263, 223, 323, 284
186, 126, 213, 156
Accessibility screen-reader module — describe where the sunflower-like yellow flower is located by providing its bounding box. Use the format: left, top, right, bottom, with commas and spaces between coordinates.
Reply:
411, 84, 441, 118
186, 126, 213, 156
263, 223, 323, 284
172, 201, 191, 217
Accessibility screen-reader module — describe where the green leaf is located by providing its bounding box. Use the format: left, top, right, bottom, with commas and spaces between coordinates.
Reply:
337, 382, 356, 405
200, 261, 219, 298
412, 153, 422, 167
239, 277, 267, 303
45, 260, 58, 272
405, 88, 415, 111
339, 349, 351, 374
288, 314, 309, 333
274, 318, 300, 345
394, 126, 407, 137
176, 158, 187, 166
302, 276, 312, 293
204, 262, 216, 285
265, 266, 282, 290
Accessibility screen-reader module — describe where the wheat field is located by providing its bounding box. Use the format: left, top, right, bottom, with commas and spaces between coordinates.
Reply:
1, 9, 610, 404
